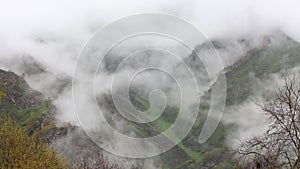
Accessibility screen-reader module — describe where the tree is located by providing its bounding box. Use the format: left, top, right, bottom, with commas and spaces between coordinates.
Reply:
0, 90, 5, 105
235, 75, 300, 169
71, 150, 143, 169
0, 116, 68, 169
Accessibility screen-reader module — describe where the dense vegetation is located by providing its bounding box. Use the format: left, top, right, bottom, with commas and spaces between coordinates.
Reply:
0, 116, 68, 169
0, 70, 141, 169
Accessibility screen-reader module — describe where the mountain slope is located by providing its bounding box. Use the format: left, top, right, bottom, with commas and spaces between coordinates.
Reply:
0, 69, 58, 136
225, 33, 300, 106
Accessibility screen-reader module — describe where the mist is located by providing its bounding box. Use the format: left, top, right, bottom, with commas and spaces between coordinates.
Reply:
1, 0, 300, 167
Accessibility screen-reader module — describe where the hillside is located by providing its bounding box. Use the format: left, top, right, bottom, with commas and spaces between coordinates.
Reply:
129, 33, 300, 168
224, 33, 300, 105
0, 32, 299, 169
0, 69, 68, 140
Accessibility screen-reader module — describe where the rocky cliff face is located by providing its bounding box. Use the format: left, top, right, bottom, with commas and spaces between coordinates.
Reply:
0, 68, 69, 141
0, 69, 43, 109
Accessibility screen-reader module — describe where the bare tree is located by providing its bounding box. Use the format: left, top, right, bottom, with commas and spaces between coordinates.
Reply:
71, 150, 143, 169
235, 75, 300, 169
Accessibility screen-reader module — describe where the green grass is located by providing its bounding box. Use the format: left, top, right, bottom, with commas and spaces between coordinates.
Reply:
131, 95, 204, 165
0, 97, 53, 135
226, 43, 300, 106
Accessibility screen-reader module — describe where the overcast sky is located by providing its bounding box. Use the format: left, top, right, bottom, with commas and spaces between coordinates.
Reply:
0, 0, 299, 88
0, 0, 299, 72
1, 0, 300, 43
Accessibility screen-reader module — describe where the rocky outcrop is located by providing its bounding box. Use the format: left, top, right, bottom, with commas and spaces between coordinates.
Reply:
0, 69, 43, 109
